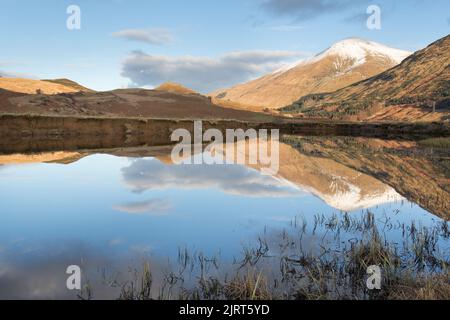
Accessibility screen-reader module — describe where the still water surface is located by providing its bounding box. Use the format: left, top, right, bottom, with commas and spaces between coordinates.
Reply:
0, 137, 448, 298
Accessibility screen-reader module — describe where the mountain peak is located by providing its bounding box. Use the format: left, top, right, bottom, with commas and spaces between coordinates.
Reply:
273, 38, 411, 75
314, 38, 412, 65
213, 38, 413, 110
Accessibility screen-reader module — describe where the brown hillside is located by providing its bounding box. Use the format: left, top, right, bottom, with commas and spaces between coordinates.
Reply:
0, 87, 272, 122
155, 82, 198, 95
0, 77, 93, 95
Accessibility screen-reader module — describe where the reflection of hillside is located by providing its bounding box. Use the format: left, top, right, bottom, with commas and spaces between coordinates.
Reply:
215, 141, 403, 212
0, 152, 86, 165
2, 137, 445, 218
116, 141, 405, 212
0, 140, 408, 214
270, 143, 402, 212
282, 136, 450, 220
0, 146, 177, 166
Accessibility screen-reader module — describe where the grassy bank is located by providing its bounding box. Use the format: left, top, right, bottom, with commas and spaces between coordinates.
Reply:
419, 137, 450, 148
0, 114, 449, 150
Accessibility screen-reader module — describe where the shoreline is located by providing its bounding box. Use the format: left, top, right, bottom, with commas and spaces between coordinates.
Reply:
1, 114, 449, 142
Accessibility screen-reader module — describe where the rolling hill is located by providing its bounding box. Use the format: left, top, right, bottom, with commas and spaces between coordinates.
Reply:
0, 77, 93, 95
155, 82, 198, 95
0, 86, 272, 122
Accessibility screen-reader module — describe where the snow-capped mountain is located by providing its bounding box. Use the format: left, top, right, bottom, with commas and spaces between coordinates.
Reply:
211, 38, 412, 110
277, 38, 410, 73
215, 140, 405, 212
307, 176, 404, 212
282, 34, 450, 122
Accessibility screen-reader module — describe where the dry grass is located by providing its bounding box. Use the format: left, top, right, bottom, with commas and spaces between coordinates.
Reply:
224, 270, 272, 300
0, 77, 81, 94
419, 137, 450, 148
81, 212, 449, 301
155, 82, 198, 95
387, 275, 450, 300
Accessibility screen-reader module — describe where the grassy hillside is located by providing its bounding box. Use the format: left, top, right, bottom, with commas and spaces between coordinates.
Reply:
155, 82, 198, 95
42, 78, 94, 93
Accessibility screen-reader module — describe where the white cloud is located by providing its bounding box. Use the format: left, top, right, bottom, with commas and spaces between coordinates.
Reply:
0, 60, 37, 79
121, 159, 301, 198
112, 28, 173, 45
261, 0, 365, 20
266, 25, 305, 31
120, 50, 306, 92
0, 70, 37, 79
113, 198, 172, 216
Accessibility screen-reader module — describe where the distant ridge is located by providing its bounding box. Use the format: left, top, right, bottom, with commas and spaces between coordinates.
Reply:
0, 77, 93, 94
155, 82, 198, 95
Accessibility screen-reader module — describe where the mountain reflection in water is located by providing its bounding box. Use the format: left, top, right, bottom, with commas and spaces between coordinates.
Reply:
0, 136, 448, 299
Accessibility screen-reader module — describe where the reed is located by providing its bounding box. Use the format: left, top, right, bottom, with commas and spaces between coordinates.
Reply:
82, 211, 449, 300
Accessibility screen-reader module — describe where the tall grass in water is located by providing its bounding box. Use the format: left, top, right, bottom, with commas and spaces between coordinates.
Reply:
82, 212, 449, 300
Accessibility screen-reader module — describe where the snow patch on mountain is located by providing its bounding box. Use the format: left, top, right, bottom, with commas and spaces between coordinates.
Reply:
293, 174, 404, 212
319, 185, 404, 212
274, 38, 411, 74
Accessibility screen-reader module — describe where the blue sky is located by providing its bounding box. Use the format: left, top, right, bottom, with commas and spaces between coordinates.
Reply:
0, 0, 449, 92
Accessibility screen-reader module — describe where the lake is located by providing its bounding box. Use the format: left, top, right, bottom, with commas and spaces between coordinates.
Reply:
0, 135, 448, 299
